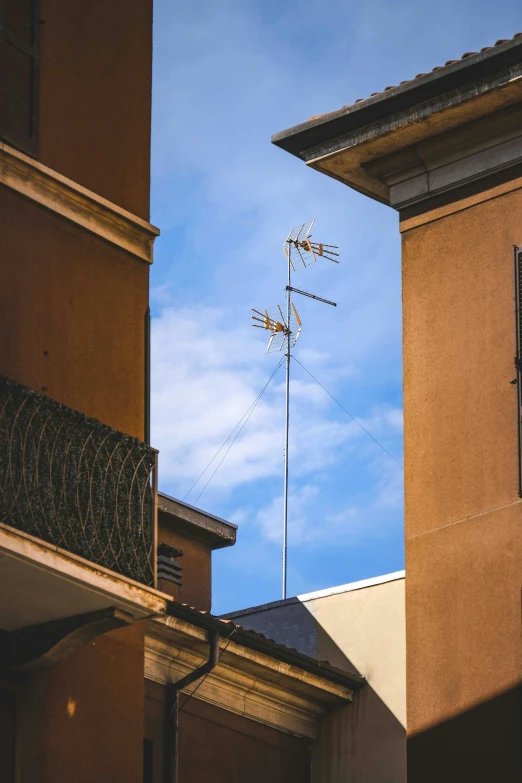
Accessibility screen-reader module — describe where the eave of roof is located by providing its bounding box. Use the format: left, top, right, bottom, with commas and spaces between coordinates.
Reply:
158, 492, 237, 550
165, 598, 364, 692
272, 34, 522, 159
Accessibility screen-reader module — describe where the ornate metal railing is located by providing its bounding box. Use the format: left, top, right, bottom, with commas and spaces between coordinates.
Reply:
0, 375, 157, 586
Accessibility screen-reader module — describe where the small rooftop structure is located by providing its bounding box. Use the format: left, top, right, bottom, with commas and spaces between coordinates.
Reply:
156, 492, 237, 611
158, 492, 237, 550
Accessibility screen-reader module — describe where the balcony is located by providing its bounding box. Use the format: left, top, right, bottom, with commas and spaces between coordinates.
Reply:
0, 374, 157, 587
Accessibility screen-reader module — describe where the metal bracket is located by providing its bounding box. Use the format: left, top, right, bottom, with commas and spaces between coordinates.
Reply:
0, 607, 132, 672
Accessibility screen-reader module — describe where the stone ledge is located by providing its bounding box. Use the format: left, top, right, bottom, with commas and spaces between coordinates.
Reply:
145, 615, 354, 739
0, 141, 159, 262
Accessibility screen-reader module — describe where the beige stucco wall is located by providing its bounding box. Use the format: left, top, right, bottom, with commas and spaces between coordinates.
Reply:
225, 572, 406, 782
304, 574, 406, 783
304, 574, 406, 728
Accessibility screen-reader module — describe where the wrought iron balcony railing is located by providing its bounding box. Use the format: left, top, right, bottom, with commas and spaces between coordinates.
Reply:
0, 375, 157, 586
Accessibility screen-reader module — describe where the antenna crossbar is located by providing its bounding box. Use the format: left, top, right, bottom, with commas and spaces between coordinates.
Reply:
286, 286, 337, 307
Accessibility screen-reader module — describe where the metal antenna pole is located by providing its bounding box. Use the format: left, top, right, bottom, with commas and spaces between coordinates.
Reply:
283, 245, 291, 599
250, 220, 339, 601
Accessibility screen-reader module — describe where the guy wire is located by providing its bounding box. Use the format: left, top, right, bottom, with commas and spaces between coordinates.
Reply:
291, 354, 403, 470
183, 356, 285, 502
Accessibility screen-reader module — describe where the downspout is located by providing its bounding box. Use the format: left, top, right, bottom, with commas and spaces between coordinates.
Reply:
165, 628, 220, 783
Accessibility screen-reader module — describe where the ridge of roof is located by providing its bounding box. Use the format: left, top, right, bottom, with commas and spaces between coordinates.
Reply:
316, 33, 522, 120
165, 598, 365, 691
221, 570, 406, 619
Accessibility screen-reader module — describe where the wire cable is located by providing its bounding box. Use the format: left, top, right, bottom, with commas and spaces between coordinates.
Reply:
193, 364, 281, 503
183, 356, 285, 502
291, 354, 403, 469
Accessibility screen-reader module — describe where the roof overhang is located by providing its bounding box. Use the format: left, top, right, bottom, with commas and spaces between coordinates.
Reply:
272, 37, 522, 207
146, 612, 359, 740
158, 493, 237, 550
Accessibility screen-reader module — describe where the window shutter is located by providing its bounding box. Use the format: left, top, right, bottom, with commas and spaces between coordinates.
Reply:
0, 0, 39, 156
513, 245, 522, 496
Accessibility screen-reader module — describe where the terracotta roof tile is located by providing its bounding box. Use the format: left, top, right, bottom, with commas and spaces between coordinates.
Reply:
167, 600, 365, 688
307, 32, 522, 121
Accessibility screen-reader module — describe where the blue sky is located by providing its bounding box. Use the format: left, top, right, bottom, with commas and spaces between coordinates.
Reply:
150, 0, 522, 614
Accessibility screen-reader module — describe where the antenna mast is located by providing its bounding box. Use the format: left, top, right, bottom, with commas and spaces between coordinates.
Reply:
251, 220, 340, 598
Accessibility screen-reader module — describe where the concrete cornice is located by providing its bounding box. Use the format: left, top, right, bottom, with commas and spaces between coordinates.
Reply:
278, 63, 522, 207
399, 171, 522, 232
145, 615, 353, 739
366, 101, 522, 209
0, 142, 159, 262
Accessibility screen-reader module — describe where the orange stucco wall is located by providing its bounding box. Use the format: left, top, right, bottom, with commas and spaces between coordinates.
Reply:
19, 625, 145, 783
401, 182, 522, 780
145, 679, 312, 783
158, 510, 213, 612
38, 0, 153, 219
0, 4, 154, 781
0, 186, 149, 439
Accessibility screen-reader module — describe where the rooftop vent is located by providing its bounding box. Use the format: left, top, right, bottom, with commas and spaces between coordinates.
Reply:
157, 544, 183, 587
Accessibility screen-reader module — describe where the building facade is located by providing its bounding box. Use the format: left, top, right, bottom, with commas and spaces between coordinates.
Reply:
273, 33, 522, 782
0, 4, 377, 782
147, 495, 366, 783
1, 2, 163, 782
223, 571, 407, 783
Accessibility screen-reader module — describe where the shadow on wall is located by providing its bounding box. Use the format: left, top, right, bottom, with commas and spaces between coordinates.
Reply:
313, 626, 406, 783
407, 684, 522, 783
224, 598, 406, 783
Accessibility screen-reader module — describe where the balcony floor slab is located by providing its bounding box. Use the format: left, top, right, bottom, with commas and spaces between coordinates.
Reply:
0, 522, 169, 631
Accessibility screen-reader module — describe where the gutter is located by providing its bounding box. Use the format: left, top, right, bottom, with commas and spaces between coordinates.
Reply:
166, 600, 364, 692
165, 627, 220, 783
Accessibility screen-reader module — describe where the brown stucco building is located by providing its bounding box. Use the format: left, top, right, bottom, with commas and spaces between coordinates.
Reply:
156, 493, 237, 611
273, 32, 522, 782
0, 4, 377, 782
0, 2, 163, 782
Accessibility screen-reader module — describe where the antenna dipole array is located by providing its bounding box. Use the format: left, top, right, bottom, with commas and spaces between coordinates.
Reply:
251, 220, 340, 599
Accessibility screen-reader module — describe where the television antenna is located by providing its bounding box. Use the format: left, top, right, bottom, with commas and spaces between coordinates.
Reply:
251, 220, 339, 598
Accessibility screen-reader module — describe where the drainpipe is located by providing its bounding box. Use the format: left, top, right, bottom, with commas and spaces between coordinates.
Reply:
166, 628, 220, 783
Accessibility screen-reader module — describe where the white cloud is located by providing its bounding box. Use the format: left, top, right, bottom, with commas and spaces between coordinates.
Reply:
253, 484, 321, 543
151, 303, 403, 516
234, 456, 403, 548
150, 0, 405, 563
151, 305, 283, 495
